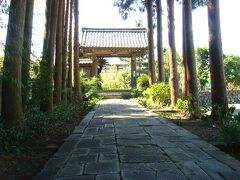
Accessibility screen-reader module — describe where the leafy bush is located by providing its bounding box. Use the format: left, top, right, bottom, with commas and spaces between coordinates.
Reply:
0, 101, 95, 155
101, 69, 131, 90
130, 88, 142, 98
137, 74, 149, 91
219, 107, 240, 146
80, 71, 100, 99
176, 99, 189, 110
221, 118, 240, 146
0, 124, 30, 155
134, 97, 147, 107
202, 106, 240, 147
144, 83, 170, 107
224, 54, 240, 89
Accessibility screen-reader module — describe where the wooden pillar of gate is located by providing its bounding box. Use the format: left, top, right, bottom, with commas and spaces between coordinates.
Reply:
91, 57, 98, 77
131, 55, 137, 88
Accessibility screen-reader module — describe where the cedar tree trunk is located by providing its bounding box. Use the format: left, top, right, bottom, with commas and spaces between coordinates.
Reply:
184, 0, 199, 111
62, 0, 69, 102
67, 0, 73, 102
182, 0, 188, 99
208, 0, 228, 119
156, 0, 164, 82
167, 0, 179, 106
73, 0, 82, 101
146, 0, 156, 85
22, 0, 34, 112
54, 0, 64, 103
40, 0, 59, 112
2, 0, 26, 127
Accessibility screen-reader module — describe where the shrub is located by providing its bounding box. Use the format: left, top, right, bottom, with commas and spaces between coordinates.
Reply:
135, 97, 147, 107
144, 83, 170, 107
221, 118, 240, 146
176, 99, 189, 110
137, 74, 149, 91
100, 69, 131, 90
0, 100, 96, 155
80, 71, 100, 99
130, 88, 142, 98
220, 107, 240, 146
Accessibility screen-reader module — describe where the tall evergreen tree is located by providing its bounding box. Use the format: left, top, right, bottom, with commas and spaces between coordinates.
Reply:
182, 0, 188, 99
167, 0, 179, 106
146, 0, 156, 85
54, 0, 64, 103
62, 0, 70, 102
2, 0, 26, 127
73, 0, 82, 101
183, 0, 199, 114
67, 0, 73, 102
156, 0, 164, 82
22, 0, 34, 112
208, 0, 228, 119
40, 0, 59, 112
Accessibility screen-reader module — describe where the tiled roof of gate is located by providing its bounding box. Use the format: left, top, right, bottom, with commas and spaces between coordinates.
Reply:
80, 28, 148, 49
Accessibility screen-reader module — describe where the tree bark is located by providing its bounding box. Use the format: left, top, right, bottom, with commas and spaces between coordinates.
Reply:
184, 0, 199, 112
146, 0, 156, 85
156, 0, 164, 82
182, 0, 188, 99
22, 0, 34, 112
73, 0, 82, 101
40, 0, 59, 112
67, 0, 73, 102
54, 0, 64, 103
62, 0, 69, 103
2, 0, 26, 127
208, 0, 228, 118
167, 0, 179, 106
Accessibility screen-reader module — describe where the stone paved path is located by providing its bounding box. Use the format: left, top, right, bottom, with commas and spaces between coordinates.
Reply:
35, 99, 240, 180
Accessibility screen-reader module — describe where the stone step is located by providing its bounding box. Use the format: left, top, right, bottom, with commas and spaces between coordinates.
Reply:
98, 90, 131, 99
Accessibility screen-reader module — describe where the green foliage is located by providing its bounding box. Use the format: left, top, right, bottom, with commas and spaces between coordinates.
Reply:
224, 54, 240, 89
196, 47, 209, 60
29, 60, 42, 106
144, 83, 170, 108
176, 99, 189, 110
195, 47, 210, 90
195, 48, 240, 90
163, 48, 182, 82
137, 74, 149, 91
130, 88, 142, 98
0, 101, 95, 155
80, 71, 99, 99
134, 97, 147, 107
202, 106, 240, 147
0, 56, 3, 69
0, 124, 30, 155
219, 107, 240, 146
221, 117, 240, 147
101, 68, 131, 90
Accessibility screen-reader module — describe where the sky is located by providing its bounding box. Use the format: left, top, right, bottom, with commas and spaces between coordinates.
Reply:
0, 0, 240, 57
